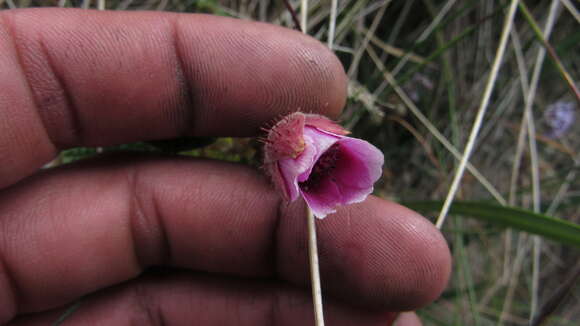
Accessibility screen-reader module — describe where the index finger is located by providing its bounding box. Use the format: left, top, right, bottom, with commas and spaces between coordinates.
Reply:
0, 8, 347, 187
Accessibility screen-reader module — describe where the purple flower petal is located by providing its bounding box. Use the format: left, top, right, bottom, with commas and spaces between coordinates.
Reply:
298, 127, 342, 182
299, 137, 384, 218
301, 176, 342, 218
277, 144, 317, 201
332, 137, 384, 202
277, 127, 341, 201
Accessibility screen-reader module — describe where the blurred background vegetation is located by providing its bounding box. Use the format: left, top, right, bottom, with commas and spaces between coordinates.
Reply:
2, 0, 579, 325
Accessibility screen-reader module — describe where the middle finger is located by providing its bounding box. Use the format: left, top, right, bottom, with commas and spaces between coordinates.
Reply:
0, 156, 450, 321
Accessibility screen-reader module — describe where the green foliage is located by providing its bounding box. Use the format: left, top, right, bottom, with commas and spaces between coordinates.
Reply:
58, 137, 259, 165
406, 201, 580, 248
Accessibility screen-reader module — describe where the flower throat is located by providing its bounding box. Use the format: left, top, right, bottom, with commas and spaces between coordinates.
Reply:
299, 143, 341, 192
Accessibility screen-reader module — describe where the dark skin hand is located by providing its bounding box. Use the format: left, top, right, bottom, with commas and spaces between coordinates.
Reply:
0, 9, 451, 325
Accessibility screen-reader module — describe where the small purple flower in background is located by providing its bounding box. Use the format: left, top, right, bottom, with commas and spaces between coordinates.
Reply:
263, 112, 384, 218
544, 101, 576, 139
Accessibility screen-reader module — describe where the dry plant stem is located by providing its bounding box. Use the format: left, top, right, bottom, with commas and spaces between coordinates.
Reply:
546, 151, 580, 216
518, 2, 580, 105
116, 0, 133, 10
388, 0, 413, 45
416, 0, 457, 42
386, 115, 441, 170
307, 206, 325, 326
499, 235, 532, 326
334, 0, 367, 45
328, 0, 338, 49
347, 0, 390, 77
301, 0, 308, 33
531, 261, 580, 325
360, 28, 432, 66
281, 0, 302, 32
504, 26, 528, 289
435, 0, 520, 230
516, 1, 560, 319
559, 0, 580, 23
365, 46, 507, 206
479, 306, 528, 325
156, 0, 169, 11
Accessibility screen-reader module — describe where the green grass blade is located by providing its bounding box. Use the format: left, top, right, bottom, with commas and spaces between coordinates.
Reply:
404, 201, 580, 248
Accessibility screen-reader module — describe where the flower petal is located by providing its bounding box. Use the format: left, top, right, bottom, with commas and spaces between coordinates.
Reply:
301, 177, 342, 218
297, 126, 342, 182
278, 144, 317, 201
299, 137, 383, 218
304, 113, 350, 135
331, 137, 384, 204
278, 126, 342, 201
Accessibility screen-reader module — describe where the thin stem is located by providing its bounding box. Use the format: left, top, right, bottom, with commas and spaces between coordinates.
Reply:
531, 261, 580, 326
435, 0, 520, 229
417, 0, 457, 43
519, 1, 580, 105
307, 206, 325, 326
517, 1, 561, 320
365, 46, 507, 206
504, 26, 527, 298
531, 236, 542, 323
499, 235, 531, 326
328, 0, 338, 49
301, 0, 308, 33
281, 0, 302, 32
347, 0, 390, 77
360, 27, 431, 66
559, 0, 580, 23
546, 150, 580, 216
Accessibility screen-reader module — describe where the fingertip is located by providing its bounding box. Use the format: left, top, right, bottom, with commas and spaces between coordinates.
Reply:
362, 197, 451, 310
278, 196, 451, 311
298, 34, 348, 119
260, 24, 348, 119
177, 16, 348, 134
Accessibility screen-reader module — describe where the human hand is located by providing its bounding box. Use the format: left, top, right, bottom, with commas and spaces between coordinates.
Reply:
0, 9, 451, 325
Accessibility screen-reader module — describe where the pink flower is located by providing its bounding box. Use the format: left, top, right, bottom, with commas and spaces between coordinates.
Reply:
263, 112, 384, 218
